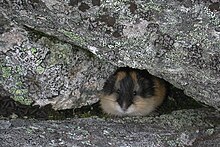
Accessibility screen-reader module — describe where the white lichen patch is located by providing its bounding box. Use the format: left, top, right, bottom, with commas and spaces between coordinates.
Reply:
179, 132, 197, 146
123, 20, 150, 38
87, 45, 98, 55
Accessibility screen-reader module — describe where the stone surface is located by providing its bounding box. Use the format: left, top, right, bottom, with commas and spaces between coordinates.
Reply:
0, 0, 220, 109
0, 24, 116, 109
0, 108, 219, 146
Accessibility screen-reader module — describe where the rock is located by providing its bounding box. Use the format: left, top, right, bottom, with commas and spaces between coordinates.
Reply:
0, 23, 116, 109
0, 0, 220, 109
0, 108, 219, 146
0, 4, 118, 109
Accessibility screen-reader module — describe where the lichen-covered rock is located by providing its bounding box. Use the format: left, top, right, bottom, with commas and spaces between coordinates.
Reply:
0, 0, 220, 109
0, 108, 219, 146
0, 25, 116, 109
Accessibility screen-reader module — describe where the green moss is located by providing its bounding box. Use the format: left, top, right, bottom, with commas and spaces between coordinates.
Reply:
26, 127, 34, 134
15, 65, 22, 73
55, 44, 72, 61
36, 37, 76, 68
31, 47, 37, 54
2, 66, 12, 78
12, 88, 32, 105
15, 81, 23, 87
7, 87, 32, 106
15, 89, 22, 95
36, 66, 45, 74
144, 2, 163, 12
20, 48, 28, 52
59, 29, 86, 46
13, 95, 33, 105
8, 87, 16, 94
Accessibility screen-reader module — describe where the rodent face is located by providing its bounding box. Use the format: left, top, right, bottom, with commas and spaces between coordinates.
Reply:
100, 67, 164, 116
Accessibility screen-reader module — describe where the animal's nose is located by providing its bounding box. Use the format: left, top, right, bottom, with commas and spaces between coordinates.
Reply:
121, 103, 128, 112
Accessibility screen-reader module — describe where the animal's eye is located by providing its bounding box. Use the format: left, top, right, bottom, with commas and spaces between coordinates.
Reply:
116, 89, 120, 94
133, 91, 137, 95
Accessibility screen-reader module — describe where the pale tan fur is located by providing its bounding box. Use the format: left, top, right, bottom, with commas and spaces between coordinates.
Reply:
127, 96, 156, 116
100, 93, 121, 115
126, 78, 166, 116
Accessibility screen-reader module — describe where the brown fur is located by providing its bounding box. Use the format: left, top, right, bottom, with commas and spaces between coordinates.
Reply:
116, 71, 126, 82
100, 68, 166, 116
128, 77, 166, 116
130, 71, 138, 83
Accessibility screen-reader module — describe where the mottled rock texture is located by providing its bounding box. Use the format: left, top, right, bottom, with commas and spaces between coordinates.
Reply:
0, 108, 219, 146
0, 0, 220, 109
0, 26, 115, 109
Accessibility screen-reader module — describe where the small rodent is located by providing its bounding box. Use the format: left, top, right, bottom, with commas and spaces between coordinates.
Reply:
100, 67, 166, 116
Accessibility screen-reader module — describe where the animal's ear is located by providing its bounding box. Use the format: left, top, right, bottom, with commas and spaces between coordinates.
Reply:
102, 74, 116, 95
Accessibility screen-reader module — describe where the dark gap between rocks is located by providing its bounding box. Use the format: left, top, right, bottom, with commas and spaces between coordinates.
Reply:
0, 83, 210, 120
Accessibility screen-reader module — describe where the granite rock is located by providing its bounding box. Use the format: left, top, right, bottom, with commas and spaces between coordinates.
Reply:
0, 108, 219, 146
0, 24, 116, 109
0, 0, 219, 109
